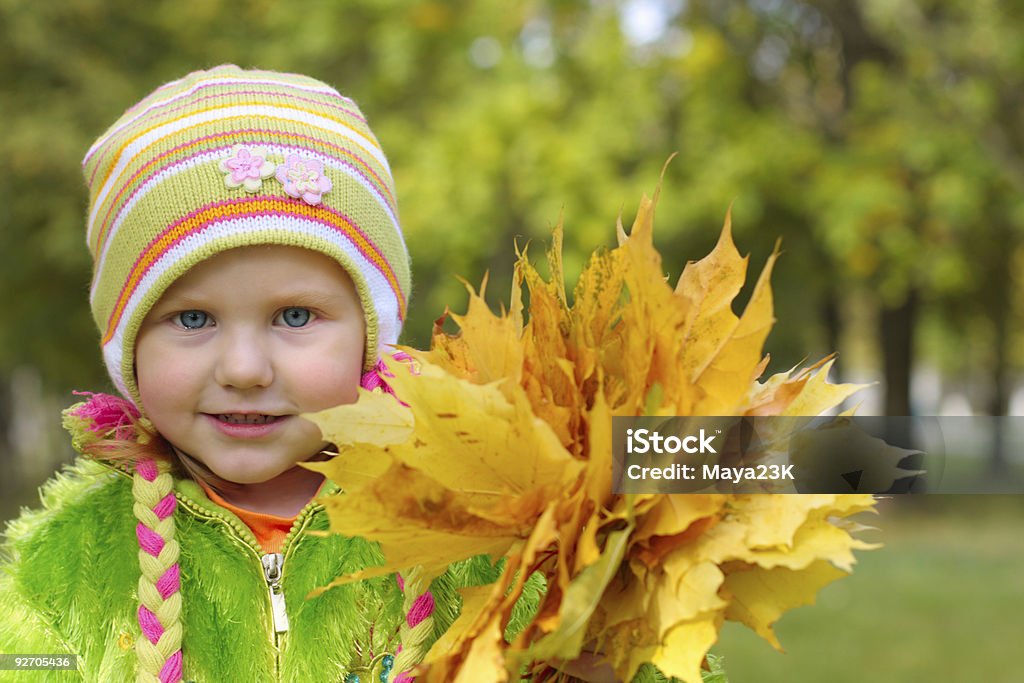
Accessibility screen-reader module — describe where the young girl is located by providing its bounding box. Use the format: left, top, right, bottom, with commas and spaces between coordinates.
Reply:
0, 66, 662, 683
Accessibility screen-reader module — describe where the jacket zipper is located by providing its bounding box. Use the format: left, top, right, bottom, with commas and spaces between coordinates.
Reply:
174, 493, 324, 680
259, 484, 327, 635
171, 491, 284, 679
262, 552, 290, 634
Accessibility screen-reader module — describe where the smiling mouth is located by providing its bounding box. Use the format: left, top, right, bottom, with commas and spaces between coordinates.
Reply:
215, 414, 285, 425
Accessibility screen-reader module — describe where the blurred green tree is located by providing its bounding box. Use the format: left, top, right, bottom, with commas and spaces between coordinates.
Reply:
1, 0, 1021, 454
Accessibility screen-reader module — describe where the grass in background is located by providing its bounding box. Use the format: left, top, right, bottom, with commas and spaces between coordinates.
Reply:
712, 496, 1024, 682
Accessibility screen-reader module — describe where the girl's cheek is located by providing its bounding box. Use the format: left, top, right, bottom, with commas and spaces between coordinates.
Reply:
295, 358, 363, 407
140, 358, 195, 393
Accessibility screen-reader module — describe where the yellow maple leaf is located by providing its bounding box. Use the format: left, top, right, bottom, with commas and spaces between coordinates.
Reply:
429, 273, 525, 384
655, 615, 721, 683
303, 362, 582, 588
306, 387, 413, 448
423, 504, 561, 682
722, 560, 848, 650
306, 179, 878, 683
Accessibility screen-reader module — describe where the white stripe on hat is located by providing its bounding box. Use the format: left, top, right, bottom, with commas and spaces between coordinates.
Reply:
88, 105, 391, 243
84, 76, 346, 166
89, 145, 405, 306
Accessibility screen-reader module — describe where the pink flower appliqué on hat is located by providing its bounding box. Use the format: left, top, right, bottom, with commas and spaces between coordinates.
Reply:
275, 154, 332, 205
219, 145, 275, 193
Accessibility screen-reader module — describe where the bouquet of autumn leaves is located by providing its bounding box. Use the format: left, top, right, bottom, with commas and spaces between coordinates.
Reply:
304, 185, 877, 683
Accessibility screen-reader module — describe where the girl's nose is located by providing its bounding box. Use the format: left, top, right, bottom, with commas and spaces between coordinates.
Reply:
213, 330, 274, 389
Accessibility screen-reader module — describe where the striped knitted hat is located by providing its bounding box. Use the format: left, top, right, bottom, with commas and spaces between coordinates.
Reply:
83, 65, 410, 407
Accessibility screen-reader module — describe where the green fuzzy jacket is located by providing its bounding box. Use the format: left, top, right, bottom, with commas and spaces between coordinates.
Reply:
0, 456, 536, 682
0, 457, 699, 683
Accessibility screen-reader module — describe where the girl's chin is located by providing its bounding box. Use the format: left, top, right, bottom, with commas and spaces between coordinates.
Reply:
175, 442, 328, 487
205, 458, 322, 487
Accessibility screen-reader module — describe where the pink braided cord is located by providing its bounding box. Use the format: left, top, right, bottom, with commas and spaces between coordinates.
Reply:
138, 604, 164, 642
406, 593, 435, 628
153, 494, 176, 519
160, 652, 183, 683
156, 564, 181, 599
135, 458, 182, 683
393, 570, 436, 683
134, 462, 176, 556
136, 524, 165, 556
136, 458, 160, 480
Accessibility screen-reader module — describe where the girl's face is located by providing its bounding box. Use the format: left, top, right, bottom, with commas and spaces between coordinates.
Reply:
135, 245, 365, 485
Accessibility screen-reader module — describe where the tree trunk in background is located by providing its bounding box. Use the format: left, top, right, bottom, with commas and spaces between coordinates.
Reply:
986, 215, 1013, 476
820, 0, 903, 411
986, 277, 1011, 419
0, 374, 12, 499
822, 285, 842, 383
990, 303, 1009, 477
880, 288, 918, 492
991, 312, 1011, 415
880, 288, 917, 416
483, 166, 527, 309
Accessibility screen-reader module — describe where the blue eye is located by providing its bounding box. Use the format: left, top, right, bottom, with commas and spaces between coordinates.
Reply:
278, 307, 313, 328
175, 310, 210, 329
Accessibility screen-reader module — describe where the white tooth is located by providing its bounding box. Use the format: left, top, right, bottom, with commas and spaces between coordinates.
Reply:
217, 414, 277, 424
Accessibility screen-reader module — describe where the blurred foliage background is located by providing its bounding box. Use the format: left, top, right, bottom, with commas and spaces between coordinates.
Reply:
1, 1, 1022, 679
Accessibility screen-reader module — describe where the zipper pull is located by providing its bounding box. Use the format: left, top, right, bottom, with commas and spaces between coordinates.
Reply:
261, 552, 290, 633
